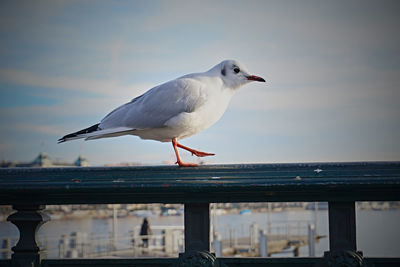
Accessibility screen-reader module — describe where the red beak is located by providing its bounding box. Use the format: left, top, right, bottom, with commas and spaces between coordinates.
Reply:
246, 75, 266, 82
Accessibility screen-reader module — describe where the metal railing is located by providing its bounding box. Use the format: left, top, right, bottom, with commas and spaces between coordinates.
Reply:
1, 162, 400, 267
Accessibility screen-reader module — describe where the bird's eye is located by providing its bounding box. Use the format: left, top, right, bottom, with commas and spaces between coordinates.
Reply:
234, 67, 240, 74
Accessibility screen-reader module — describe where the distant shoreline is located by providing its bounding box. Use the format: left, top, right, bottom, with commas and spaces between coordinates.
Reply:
1, 201, 399, 222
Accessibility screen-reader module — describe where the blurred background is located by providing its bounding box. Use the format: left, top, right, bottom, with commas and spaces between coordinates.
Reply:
1, 0, 399, 166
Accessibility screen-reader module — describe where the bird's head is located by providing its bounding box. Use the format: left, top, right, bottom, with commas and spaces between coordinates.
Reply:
218, 59, 265, 89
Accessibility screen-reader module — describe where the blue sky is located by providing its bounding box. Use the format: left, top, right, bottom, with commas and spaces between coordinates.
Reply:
1, 0, 399, 166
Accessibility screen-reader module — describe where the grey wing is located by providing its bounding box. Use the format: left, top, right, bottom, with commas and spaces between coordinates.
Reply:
99, 78, 205, 130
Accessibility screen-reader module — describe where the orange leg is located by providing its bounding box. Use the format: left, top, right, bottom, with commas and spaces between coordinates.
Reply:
171, 138, 215, 167
176, 142, 215, 157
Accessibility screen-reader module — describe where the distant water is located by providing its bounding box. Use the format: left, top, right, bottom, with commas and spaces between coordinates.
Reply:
214, 209, 400, 257
213, 209, 329, 257
1, 209, 399, 258
357, 209, 400, 257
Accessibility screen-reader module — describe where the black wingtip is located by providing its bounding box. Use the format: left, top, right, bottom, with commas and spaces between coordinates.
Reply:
57, 123, 100, 144
57, 133, 76, 144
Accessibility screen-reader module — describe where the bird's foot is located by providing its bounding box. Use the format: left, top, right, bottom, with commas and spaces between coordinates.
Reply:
175, 160, 199, 167
175, 142, 215, 158
190, 150, 215, 157
172, 138, 211, 167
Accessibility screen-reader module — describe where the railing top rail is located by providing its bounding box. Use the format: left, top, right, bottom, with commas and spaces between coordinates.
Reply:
1, 162, 400, 205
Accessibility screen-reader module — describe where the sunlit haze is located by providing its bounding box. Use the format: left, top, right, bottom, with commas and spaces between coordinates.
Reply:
1, 1, 399, 166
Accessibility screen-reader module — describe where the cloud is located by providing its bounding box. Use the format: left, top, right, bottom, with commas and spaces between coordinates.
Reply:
139, 2, 225, 32
0, 83, 156, 140
1, 0, 400, 165
13, 123, 66, 136
0, 68, 153, 96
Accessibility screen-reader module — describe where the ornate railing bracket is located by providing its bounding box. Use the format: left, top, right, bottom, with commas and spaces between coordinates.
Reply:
318, 250, 371, 267
174, 250, 228, 267
7, 205, 50, 267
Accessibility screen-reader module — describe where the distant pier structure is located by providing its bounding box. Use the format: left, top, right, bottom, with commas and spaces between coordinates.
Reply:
0, 221, 321, 259
55, 225, 185, 258
0, 152, 89, 168
212, 221, 323, 257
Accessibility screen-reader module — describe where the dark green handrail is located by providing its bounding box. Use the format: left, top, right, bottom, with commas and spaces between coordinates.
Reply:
1, 162, 400, 267
1, 162, 400, 205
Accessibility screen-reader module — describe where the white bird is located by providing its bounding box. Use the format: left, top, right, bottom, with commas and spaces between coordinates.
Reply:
59, 60, 265, 167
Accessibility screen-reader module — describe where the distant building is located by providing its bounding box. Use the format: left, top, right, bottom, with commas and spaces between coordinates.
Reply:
0, 152, 90, 168
31, 152, 53, 167
74, 155, 90, 167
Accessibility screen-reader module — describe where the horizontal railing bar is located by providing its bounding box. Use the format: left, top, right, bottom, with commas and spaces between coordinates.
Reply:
1, 162, 399, 205
2, 161, 400, 177
2, 177, 399, 188
2, 163, 400, 180
1, 189, 399, 205
0, 257, 394, 267
2, 171, 400, 183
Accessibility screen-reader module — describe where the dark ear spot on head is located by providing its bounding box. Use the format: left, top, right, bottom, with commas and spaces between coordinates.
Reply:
221, 66, 226, 76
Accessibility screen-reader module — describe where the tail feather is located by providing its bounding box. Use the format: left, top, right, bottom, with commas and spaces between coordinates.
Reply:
58, 124, 135, 143
84, 128, 135, 140
58, 123, 100, 143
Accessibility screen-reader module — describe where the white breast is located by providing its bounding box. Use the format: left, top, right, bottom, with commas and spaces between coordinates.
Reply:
135, 79, 234, 142
167, 86, 233, 138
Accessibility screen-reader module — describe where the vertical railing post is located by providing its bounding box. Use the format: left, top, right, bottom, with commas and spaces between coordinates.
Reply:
212, 234, 222, 257
7, 205, 50, 267
323, 201, 366, 266
184, 203, 210, 251
308, 224, 315, 257
329, 201, 356, 251
259, 230, 268, 257
176, 202, 224, 266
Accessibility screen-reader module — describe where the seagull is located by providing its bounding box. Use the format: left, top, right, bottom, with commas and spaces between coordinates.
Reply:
58, 60, 265, 167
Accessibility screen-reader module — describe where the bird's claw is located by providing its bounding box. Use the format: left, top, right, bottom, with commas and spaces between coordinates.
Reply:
192, 151, 215, 157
